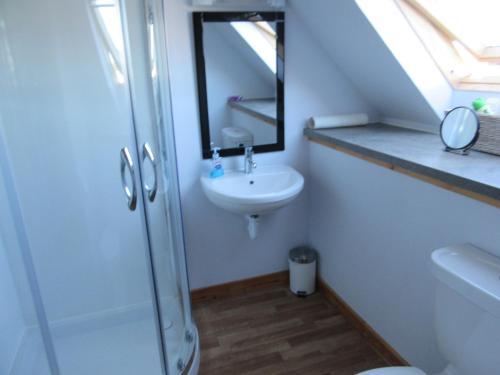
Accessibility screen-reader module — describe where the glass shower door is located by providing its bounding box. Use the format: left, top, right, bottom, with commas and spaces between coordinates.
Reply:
0, 0, 167, 373
0, 144, 54, 375
122, 0, 196, 372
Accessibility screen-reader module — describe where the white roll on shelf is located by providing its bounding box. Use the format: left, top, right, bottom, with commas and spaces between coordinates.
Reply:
308, 113, 369, 129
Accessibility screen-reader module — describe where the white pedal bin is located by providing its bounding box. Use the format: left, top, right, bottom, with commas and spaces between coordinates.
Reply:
289, 246, 317, 296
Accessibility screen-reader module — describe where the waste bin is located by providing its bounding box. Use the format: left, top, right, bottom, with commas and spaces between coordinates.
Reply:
289, 246, 317, 296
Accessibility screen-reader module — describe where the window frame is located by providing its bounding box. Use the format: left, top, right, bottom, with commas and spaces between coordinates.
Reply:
397, 0, 500, 92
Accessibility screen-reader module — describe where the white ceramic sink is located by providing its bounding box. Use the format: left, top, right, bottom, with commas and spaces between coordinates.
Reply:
201, 165, 304, 215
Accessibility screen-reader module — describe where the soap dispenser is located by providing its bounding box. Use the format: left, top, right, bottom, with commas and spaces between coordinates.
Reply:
209, 145, 224, 178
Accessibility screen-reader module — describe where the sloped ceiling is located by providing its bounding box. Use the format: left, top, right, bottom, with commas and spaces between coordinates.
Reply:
212, 23, 276, 86
290, 0, 443, 132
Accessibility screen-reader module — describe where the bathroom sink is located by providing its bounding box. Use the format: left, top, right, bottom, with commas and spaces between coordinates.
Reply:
201, 165, 304, 215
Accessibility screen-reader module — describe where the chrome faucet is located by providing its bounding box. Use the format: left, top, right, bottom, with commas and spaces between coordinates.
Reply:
244, 146, 257, 174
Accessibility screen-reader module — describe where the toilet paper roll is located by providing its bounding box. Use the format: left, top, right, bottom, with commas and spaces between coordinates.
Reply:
308, 113, 369, 129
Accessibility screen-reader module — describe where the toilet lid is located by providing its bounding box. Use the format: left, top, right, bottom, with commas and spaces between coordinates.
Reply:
357, 367, 426, 375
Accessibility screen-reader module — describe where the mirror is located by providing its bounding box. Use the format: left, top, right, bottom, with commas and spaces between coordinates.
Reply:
193, 12, 285, 159
440, 106, 480, 154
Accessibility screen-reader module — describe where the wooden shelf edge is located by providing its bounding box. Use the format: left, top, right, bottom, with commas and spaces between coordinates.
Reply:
308, 136, 500, 209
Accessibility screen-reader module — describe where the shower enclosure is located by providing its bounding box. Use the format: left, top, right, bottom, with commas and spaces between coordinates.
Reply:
0, 0, 198, 374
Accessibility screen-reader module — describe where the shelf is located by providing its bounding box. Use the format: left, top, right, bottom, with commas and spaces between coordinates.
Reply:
305, 123, 500, 207
229, 98, 277, 126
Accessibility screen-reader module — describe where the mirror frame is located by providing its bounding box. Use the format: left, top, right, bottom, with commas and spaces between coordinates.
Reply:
192, 11, 285, 159
440, 106, 480, 153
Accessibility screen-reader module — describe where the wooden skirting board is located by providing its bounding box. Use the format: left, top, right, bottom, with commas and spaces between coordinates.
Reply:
317, 278, 409, 367
190, 271, 408, 367
308, 136, 500, 209
190, 271, 289, 303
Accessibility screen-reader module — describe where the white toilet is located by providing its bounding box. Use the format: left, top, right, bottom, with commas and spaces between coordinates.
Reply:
358, 243, 500, 375
221, 126, 253, 148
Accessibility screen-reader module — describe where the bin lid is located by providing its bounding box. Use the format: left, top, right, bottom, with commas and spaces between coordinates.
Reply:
289, 246, 316, 264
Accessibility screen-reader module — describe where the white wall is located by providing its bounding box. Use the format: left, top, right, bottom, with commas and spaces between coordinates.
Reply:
164, 0, 377, 289
308, 142, 500, 372
291, 0, 441, 131
354, 0, 500, 119
293, 0, 500, 129
204, 23, 275, 146
355, 0, 451, 130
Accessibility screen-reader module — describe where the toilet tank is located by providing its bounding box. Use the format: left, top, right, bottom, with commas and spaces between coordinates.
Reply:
432, 244, 500, 375
221, 126, 253, 149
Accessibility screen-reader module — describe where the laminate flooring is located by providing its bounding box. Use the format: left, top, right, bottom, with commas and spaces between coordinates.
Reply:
193, 284, 389, 375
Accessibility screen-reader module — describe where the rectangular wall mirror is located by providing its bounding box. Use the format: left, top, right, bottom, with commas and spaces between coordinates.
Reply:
193, 12, 285, 159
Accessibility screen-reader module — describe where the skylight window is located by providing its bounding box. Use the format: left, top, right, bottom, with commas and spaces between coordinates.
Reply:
91, 0, 126, 84
398, 0, 500, 90
230, 21, 277, 73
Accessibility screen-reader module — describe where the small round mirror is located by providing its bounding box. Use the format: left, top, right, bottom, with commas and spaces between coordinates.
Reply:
440, 106, 479, 152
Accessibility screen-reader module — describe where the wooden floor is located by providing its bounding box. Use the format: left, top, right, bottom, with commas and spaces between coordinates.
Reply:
192, 283, 388, 375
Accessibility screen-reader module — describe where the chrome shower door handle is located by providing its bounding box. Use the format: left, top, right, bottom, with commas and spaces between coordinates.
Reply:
120, 147, 137, 211
142, 142, 157, 202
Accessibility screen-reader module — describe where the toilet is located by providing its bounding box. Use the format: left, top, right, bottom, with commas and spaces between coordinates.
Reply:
358, 243, 500, 375
222, 126, 254, 148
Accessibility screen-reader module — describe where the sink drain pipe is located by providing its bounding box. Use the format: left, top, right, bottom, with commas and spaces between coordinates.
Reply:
246, 214, 259, 239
